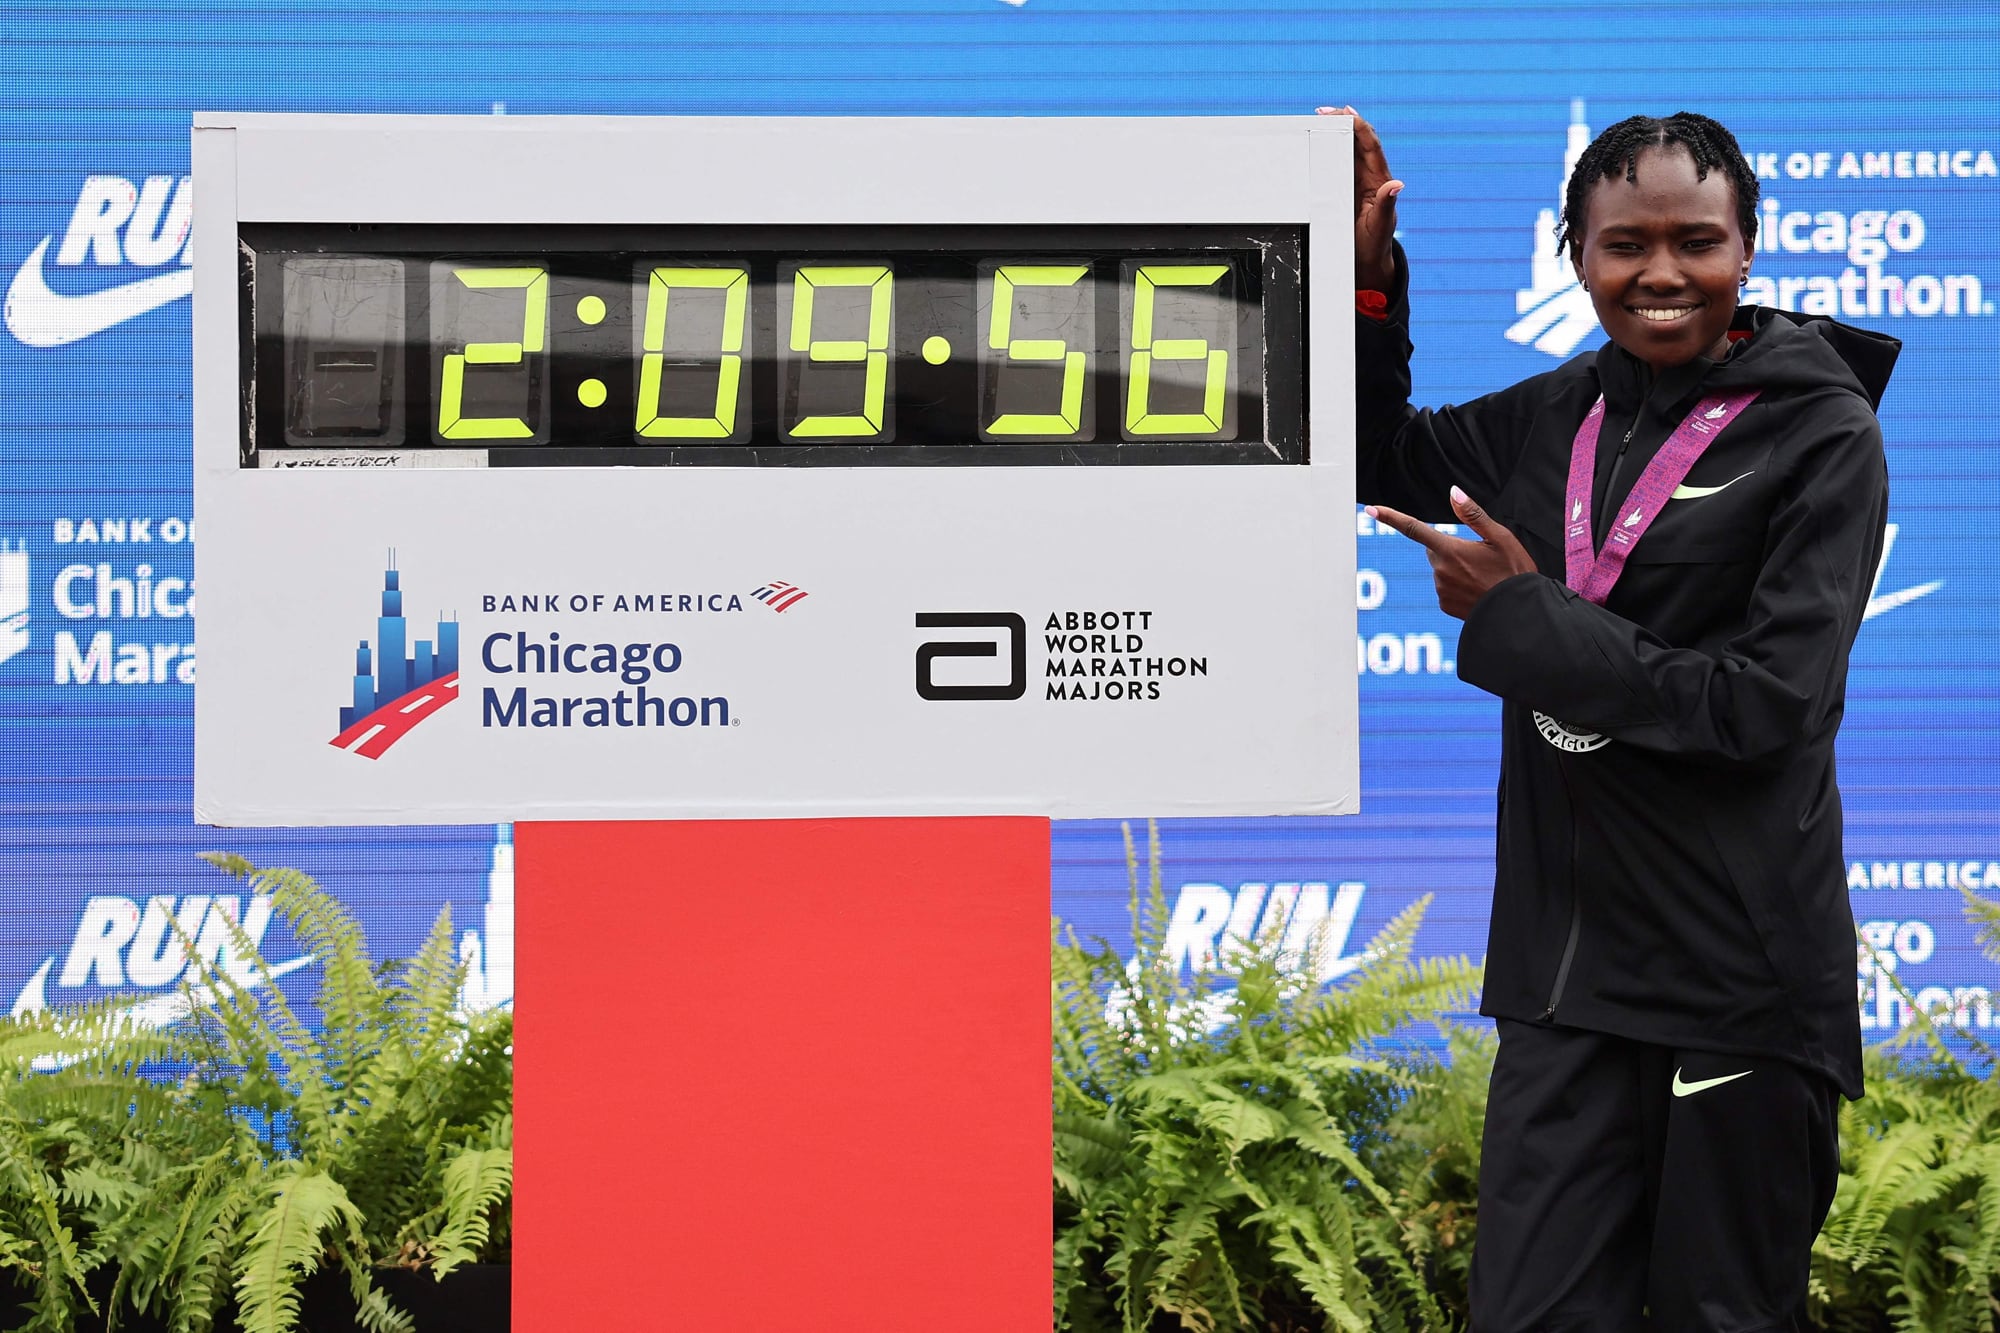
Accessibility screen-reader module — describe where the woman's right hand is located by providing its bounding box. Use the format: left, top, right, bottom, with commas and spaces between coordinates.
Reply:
1318, 106, 1403, 292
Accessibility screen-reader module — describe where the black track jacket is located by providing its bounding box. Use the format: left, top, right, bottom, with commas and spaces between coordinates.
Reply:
1358, 253, 1898, 1097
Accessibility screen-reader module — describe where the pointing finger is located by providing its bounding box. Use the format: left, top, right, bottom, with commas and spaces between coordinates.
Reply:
1366, 503, 1455, 554
1448, 486, 1535, 571
1447, 485, 1502, 537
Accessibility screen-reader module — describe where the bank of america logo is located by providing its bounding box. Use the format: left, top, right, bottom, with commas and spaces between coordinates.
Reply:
752, 580, 809, 612
0, 542, 26, 668
330, 554, 459, 760
1507, 100, 1602, 358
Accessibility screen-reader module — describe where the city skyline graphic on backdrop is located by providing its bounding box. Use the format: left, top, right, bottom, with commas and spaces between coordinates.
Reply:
331, 553, 459, 759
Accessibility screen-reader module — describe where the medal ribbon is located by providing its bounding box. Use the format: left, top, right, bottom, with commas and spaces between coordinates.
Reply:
1563, 389, 1761, 605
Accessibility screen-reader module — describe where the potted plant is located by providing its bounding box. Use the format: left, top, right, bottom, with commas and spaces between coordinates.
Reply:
0, 856, 511, 1333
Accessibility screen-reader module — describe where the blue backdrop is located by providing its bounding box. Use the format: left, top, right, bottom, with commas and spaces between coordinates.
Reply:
1, 1, 1995, 1051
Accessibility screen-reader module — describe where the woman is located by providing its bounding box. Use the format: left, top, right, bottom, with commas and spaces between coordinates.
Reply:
1332, 107, 1898, 1331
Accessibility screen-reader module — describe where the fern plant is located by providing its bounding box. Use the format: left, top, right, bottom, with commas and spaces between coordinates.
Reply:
1810, 890, 2000, 1333
1054, 821, 1484, 1332
0, 856, 513, 1333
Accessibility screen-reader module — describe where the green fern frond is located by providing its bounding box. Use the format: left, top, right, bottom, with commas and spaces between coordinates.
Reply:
0, 1116, 99, 1324
427, 1144, 512, 1279
394, 906, 465, 1073
330, 1246, 414, 1333
231, 1167, 364, 1333
1961, 888, 2000, 968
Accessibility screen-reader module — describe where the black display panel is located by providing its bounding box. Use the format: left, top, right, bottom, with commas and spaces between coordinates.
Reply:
242, 224, 1305, 466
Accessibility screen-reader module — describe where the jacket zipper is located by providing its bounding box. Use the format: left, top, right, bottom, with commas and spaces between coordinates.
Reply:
1594, 424, 1638, 544
1541, 765, 1584, 1020
1546, 387, 1654, 1018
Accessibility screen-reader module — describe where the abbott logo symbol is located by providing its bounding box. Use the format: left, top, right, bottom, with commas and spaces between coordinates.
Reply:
915, 613, 1026, 701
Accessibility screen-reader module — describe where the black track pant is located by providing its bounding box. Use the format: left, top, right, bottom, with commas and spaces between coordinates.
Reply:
1469, 1019, 1842, 1333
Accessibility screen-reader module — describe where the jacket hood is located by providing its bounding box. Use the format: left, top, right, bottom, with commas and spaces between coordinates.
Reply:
1594, 304, 1902, 412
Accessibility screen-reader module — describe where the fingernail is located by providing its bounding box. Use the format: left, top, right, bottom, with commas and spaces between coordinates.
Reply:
1364, 505, 1380, 518
1450, 485, 1468, 506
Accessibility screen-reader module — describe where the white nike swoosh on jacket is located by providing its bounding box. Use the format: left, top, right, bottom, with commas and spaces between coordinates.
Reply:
1670, 471, 1755, 501
4, 238, 193, 348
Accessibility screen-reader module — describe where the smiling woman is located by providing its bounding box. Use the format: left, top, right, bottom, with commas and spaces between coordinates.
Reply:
1557, 115, 1761, 370
1330, 105, 1901, 1333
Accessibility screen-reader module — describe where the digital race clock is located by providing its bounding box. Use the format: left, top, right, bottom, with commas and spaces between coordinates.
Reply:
244, 224, 1303, 466
194, 115, 1359, 828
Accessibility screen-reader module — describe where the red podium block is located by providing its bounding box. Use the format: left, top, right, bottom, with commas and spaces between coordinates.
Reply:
514, 818, 1051, 1331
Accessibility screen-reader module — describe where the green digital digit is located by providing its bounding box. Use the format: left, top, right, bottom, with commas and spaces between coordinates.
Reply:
1125, 264, 1230, 436
985, 265, 1088, 436
635, 268, 749, 439
436, 267, 547, 440
788, 265, 891, 438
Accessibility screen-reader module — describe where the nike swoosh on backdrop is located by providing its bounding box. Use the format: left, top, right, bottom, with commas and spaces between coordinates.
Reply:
1670, 471, 1755, 501
4, 237, 193, 347
1671, 1068, 1753, 1097
1866, 581, 1944, 619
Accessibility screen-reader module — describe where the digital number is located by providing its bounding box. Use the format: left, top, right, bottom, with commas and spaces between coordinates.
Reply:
1125, 264, 1230, 436
787, 265, 891, 438
436, 266, 547, 440
635, 268, 749, 439
984, 265, 1088, 437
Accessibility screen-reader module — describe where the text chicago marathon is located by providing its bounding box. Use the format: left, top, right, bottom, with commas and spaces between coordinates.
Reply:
477, 631, 729, 730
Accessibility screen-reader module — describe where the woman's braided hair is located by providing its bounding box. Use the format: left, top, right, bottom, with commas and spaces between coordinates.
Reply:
1557, 112, 1759, 257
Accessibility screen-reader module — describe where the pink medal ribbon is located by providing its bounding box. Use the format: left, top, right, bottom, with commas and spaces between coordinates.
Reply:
1563, 389, 1762, 605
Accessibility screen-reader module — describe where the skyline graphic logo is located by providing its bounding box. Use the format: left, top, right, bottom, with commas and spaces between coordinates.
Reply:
330, 554, 459, 759
751, 580, 810, 612
5, 176, 194, 348
1506, 101, 1602, 358
0, 541, 27, 668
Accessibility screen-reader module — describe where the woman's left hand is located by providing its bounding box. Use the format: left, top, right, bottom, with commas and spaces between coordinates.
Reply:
1368, 486, 1539, 620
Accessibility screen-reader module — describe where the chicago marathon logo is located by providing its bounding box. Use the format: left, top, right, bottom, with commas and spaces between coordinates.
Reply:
0, 540, 26, 669
1507, 101, 1601, 358
330, 554, 459, 760
1534, 711, 1611, 754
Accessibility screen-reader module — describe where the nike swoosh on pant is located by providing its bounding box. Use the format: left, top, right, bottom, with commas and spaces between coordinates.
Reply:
1670, 471, 1755, 501
4, 237, 193, 348
1671, 1068, 1753, 1097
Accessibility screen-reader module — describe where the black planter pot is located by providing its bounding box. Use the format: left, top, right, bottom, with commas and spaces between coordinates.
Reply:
5, 1264, 510, 1333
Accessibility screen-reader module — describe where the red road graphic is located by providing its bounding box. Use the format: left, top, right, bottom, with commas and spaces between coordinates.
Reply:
329, 673, 459, 760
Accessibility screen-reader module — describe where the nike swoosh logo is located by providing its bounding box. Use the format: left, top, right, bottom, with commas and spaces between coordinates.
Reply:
4, 237, 193, 347
1672, 1068, 1752, 1097
1670, 471, 1755, 501
1866, 580, 1943, 620
10, 952, 316, 1070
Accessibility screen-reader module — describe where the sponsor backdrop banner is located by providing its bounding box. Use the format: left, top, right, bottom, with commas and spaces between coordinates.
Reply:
1, 3, 1995, 1052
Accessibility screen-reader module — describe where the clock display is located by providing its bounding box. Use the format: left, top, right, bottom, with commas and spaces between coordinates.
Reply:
244, 224, 1303, 466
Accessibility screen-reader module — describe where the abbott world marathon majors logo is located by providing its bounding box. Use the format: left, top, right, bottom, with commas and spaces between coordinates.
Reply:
1507, 102, 1995, 358
913, 609, 1211, 703
6, 176, 192, 347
